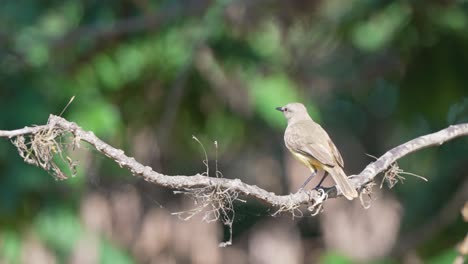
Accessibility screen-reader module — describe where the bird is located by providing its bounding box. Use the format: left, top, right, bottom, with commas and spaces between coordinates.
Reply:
276, 102, 358, 200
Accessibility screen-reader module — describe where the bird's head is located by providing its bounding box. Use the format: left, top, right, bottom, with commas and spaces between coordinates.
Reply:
276, 102, 312, 124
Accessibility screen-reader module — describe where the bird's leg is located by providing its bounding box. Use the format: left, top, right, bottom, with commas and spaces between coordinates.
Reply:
313, 172, 329, 190
297, 171, 316, 192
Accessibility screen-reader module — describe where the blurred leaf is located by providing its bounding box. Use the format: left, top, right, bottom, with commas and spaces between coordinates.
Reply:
69, 99, 121, 138
74, 64, 99, 92
427, 248, 458, 264
204, 112, 245, 154
369, 260, 399, 264
39, 1, 83, 37
100, 238, 134, 264
319, 251, 353, 264
115, 43, 145, 84
0, 230, 21, 263
35, 206, 82, 256
15, 27, 49, 67
147, 27, 193, 74
432, 6, 467, 31
95, 54, 121, 91
352, 2, 411, 51
248, 20, 286, 63
248, 73, 300, 128
73, 26, 194, 93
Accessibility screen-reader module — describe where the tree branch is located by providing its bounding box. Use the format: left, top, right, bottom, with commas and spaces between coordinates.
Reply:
1, 115, 467, 213
351, 123, 468, 188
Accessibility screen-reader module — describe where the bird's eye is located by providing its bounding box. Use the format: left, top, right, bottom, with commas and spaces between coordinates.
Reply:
284, 108, 288, 112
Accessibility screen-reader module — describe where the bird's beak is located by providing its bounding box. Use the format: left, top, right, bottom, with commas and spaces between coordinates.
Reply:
275, 107, 283, 112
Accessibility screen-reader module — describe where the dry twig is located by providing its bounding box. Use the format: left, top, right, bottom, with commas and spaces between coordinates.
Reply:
171, 137, 244, 247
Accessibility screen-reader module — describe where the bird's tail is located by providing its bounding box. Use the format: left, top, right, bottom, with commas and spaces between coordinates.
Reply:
327, 166, 358, 200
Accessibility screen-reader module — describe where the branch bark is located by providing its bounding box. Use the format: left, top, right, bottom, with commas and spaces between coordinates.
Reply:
1, 115, 468, 212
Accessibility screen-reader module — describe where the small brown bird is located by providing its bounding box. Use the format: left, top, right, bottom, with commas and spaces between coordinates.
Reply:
276, 102, 358, 200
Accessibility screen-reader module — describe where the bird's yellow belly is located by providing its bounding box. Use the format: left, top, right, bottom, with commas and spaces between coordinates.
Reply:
290, 151, 324, 172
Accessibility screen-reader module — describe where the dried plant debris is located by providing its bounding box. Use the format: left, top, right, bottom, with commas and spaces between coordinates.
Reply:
272, 188, 328, 218
11, 123, 78, 180
172, 184, 245, 247
381, 161, 427, 189
307, 189, 328, 216
272, 197, 304, 219
366, 153, 427, 189
172, 137, 245, 247
359, 181, 376, 209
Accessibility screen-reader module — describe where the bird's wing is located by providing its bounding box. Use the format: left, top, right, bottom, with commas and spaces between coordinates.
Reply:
285, 122, 336, 167
328, 139, 344, 167
297, 143, 336, 167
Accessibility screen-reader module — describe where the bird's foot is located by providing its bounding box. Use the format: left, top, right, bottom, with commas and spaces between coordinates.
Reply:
312, 186, 324, 194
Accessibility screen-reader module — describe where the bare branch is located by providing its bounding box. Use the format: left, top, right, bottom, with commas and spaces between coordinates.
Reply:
0, 126, 45, 138
350, 123, 468, 188
1, 115, 467, 212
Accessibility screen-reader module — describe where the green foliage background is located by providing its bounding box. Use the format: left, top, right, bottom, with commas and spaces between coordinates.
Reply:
0, 0, 467, 263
